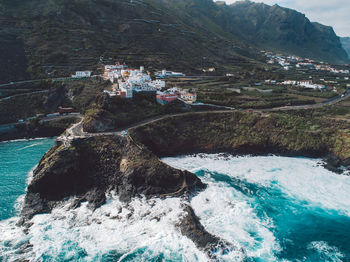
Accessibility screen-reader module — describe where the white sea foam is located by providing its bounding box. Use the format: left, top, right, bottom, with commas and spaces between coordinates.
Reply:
308, 241, 345, 262
0, 137, 54, 144
2, 154, 350, 261
0, 193, 213, 262
190, 176, 281, 261
162, 154, 350, 261
16, 142, 46, 151
163, 154, 350, 216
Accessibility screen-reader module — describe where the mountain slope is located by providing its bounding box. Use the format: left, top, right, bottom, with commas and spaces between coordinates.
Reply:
341, 37, 350, 59
0, 0, 258, 83
0, 0, 348, 83
219, 1, 349, 64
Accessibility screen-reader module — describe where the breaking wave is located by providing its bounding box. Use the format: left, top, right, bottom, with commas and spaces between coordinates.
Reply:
1, 147, 350, 261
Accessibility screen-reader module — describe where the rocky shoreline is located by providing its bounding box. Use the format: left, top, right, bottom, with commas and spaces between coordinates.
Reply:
20, 134, 231, 256
21, 135, 205, 219
18, 111, 350, 258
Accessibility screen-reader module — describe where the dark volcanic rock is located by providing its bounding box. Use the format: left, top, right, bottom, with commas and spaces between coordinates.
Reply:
21, 135, 205, 219
323, 154, 342, 174
179, 205, 240, 259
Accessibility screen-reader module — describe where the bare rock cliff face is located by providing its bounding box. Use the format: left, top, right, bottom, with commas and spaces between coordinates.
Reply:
21, 135, 205, 219
20, 135, 232, 256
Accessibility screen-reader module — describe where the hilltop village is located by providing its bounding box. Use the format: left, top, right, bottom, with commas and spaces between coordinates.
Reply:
1, 49, 349, 134
70, 53, 349, 104
73, 63, 197, 104
264, 51, 350, 74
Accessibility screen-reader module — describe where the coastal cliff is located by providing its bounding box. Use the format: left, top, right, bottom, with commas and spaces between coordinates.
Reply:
22, 135, 204, 219
130, 111, 350, 169
20, 111, 350, 257
21, 134, 234, 255
22, 111, 350, 219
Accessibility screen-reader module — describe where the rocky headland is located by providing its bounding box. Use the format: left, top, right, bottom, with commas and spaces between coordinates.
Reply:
20, 111, 350, 257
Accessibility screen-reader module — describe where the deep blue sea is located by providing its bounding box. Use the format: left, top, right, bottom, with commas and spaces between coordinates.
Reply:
1, 142, 350, 261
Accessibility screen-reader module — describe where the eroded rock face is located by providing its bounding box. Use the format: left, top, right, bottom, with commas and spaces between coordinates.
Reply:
21, 135, 205, 219
179, 205, 239, 259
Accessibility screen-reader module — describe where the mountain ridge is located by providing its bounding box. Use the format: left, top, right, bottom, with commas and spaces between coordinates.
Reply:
0, 0, 348, 83
220, 0, 348, 64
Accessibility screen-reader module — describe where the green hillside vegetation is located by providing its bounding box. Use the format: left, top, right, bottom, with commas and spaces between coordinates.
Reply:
0, 78, 108, 124
0, 0, 348, 84
130, 110, 350, 161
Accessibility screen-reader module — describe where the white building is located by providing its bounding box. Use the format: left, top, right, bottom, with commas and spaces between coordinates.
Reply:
151, 80, 166, 89
72, 71, 92, 78
180, 93, 197, 103
104, 63, 127, 82
281, 80, 297, 85
298, 80, 325, 90
118, 80, 133, 98
155, 70, 185, 78
105, 64, 126, 71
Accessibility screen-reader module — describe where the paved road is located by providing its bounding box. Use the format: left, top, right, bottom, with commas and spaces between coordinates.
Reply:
0, 113, 83, 132
55, 90, 350, 145
264, 89, 350, 112
0, 75, 103, 88
0, 90, 49, 102
0, 77, 74, 88
40, 113, 83, 123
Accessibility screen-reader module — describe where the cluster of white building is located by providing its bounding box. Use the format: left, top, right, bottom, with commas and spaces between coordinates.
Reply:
263, 51, 350, 75
103, 64, 166, 99
265, 52, 301, 70
280, 80, 326, 90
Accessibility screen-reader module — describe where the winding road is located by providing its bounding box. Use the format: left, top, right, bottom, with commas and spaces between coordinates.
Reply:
57, 89, 350, 146
0, 113, 83, 135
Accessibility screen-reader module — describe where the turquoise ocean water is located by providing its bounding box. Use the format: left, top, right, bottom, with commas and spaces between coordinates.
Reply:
0, 138, 55, 220
0, 141, 349, 261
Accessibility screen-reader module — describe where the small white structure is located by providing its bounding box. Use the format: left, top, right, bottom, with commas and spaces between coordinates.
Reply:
72, 71, 92, 78
281, 80, 297, 85
152, 80, 166, 89
105, 64, 126, 71
118, 80, 133, 98
155, 70, 185, 78
298, 80, 325, 90
104, 90, 117, 97
180, 93, 197, 103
